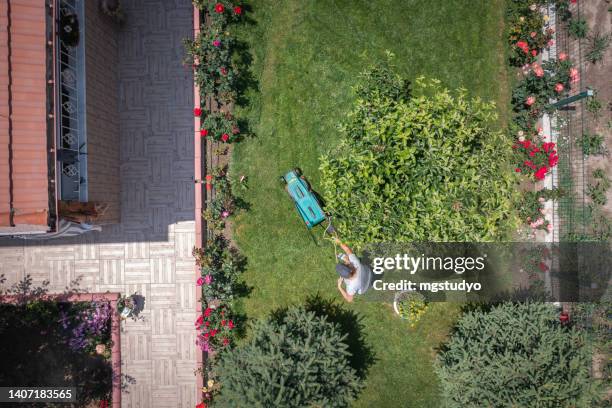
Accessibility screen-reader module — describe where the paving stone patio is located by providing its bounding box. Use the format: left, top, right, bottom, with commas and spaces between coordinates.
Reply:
0, 1, 197, 406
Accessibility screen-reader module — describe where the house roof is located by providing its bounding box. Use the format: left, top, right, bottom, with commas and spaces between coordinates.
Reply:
0, 0, 51, 233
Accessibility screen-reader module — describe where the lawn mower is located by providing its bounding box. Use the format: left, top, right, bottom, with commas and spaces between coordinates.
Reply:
280, 168, 336, 244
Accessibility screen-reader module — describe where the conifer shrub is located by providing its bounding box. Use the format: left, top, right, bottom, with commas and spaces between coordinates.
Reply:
214, 306, 361, 407
436, 302, 601, 407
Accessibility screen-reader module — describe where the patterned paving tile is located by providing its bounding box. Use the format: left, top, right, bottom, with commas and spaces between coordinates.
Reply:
0, 1, 197, 406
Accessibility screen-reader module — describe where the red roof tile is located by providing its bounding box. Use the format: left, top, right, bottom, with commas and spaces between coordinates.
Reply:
0, 0, 50, 231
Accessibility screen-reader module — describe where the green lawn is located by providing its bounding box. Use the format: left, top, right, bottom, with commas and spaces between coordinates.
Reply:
231, 1, 509, 406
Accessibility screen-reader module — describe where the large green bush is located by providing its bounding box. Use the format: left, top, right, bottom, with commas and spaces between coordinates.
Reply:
214, 306, 361, 407
436, 302, 602, 407
320, 67, 517, 247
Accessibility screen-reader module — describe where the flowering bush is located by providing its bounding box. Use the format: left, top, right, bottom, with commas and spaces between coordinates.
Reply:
193, 234, 245, 301
59, 301, 112, 354
195, 303, 236, 353
506, 0, 553, 66
513, 139, 559, 180
512, 58, 576, 117
517, 188, 564, 232
193, 1, 243, 29
184, 28, 238, 103
200, 112, 240, 143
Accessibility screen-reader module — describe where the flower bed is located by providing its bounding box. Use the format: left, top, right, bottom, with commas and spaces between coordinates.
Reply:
0, 289, 122, 408
507, 1, 582, 237
187, 2, 248, 407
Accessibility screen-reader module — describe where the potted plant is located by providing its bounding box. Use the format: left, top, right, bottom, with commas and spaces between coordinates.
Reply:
117, 293, 136, 320
393, 291, 428, 327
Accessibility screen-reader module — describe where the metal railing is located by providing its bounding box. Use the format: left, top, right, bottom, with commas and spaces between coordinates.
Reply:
56, 0, 87, 202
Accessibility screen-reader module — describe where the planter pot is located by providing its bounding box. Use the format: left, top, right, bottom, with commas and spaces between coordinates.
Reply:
119, 307, 133, 319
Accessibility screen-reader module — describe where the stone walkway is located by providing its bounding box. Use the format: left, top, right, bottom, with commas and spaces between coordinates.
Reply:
0, 1, 197, 406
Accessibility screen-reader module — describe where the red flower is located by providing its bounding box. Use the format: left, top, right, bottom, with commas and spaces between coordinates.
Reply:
222, 337, 230, 346
570, 0, 576, 3
542, 142, 555, 153
213, 39, 221, 47
194, 107, 202, 116
221, 319, 226, 326
525, 96, 536, 106
200, 129, 208, 137
538, 262, 549, 272
554, 83, 564, 93
204, 307, 212, 317
234, 6, 242, 15
195, 315, 204, 327
205, 321, 210, 327
519, 139, 531, 149
548, 153, 558, 167
535, 166, 548, 180
220, 67, 228, 76
228, 320, 235, 329
214, 3, 224, 13
210, 329, 218, 337
531, 50, 537, 56
524, 160, 535, 170
221, 133, 229, 142
515, 168, 522, 172
196, 402, 207, 408
516, 41, 528, 51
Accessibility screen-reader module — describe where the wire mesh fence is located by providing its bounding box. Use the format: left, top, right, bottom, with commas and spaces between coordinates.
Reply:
549, 1, 602, 242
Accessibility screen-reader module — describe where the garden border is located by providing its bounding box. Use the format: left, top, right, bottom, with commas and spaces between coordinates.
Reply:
193, 4, 206, 400
0, 292, 121, 407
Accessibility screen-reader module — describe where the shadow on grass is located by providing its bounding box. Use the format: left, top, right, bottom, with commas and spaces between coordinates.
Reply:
270, 293, 376, 380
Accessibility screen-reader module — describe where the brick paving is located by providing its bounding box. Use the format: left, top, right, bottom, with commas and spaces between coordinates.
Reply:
0, 1, 197, 406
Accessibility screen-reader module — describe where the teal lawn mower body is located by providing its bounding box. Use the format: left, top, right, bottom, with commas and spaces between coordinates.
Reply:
280, 168, 326, 229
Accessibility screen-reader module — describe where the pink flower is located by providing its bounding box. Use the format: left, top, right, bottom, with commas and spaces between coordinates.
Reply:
221, 133, 229, 142
204, 274, 212, 285
194, 107, 202, 116
195, 315, 204, 327
221, 210, 230, 218
213, 39, 221, 47
531, 49, 538, 57
548, 39, 554, 47
569, 67, 579, 83
525, 96, 536, 106
197, 277, 204, 286
554, 83, 564, 93
559, 52, 568, 61
530, 31, 537, 38
204, 307, 212, 317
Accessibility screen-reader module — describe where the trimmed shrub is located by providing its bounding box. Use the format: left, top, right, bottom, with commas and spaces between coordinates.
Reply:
320, 68, 517, 247
214, 306, 361, 407
437, 302, 602, 407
